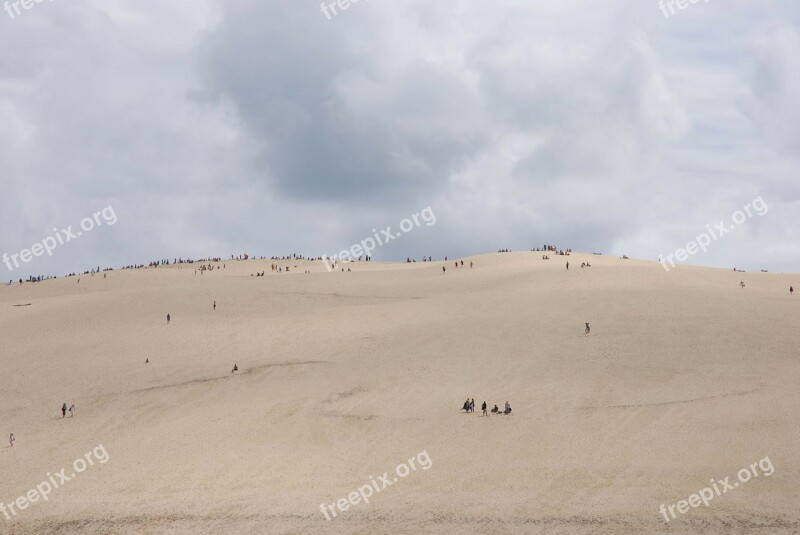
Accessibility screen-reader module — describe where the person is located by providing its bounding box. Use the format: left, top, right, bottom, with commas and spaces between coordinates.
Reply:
740, 281, 745, 290
790, 286, 794, 295
61, 402, 67, 418
460, 260, 464, 267
585, 322, 590, 334
213, 300, 216, 311
442, 266, 446, 274
231, 364, 238, 373
504, 401, 512, 415
566, 261, 569, 270
470, 261, 473, 269
470, 398, 475, 413
9, 433, 14, 447
145, 358, 149, 364
481, 401, 488, 416
69, 403, 75, 418
167, 313, 171, 324
491, 404, 499, 413
462, 398, 470, 412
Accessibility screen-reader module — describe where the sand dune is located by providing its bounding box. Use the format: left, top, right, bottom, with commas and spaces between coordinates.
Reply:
1, 252, 798, 534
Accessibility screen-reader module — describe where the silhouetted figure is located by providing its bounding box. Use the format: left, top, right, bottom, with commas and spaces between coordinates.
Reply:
585, 322, 590, 334
232, 364, 238, 373
167, 314, 171, 324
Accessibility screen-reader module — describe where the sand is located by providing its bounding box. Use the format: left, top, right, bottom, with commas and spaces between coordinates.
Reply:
1, 252, 798, 534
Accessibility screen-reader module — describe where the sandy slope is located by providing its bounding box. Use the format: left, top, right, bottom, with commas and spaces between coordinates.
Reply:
0, 252, 798, 534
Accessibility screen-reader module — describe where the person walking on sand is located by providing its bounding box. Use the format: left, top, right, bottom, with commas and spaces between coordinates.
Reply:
69, 403, 75, 418
740, 281, 745, 290
9, 433, 14, 447
61, 402, 67, 418
566, 261, 569, 271
790, 286, 794, 295
213, 300, 216, 311
167, 313, 171, 324
442, 266, 446, 274
470, 398, 475, 413
482, 401, 488, 416
585, 322, 590, 335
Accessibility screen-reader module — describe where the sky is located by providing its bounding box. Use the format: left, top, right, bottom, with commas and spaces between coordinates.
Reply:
1, 0, 798, 279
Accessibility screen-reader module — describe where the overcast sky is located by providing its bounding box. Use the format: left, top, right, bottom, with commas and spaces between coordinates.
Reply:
1, 0, 798, 279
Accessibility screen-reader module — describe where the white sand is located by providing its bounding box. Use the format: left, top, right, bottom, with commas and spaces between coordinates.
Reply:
1, 252, 798, 534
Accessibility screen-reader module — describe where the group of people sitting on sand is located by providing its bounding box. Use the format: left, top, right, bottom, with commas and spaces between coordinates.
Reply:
534, 245, 571, 255
462, 398, 512, 416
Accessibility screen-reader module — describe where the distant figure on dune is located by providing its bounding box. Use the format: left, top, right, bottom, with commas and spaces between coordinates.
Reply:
232, 364, 238, 374
491, 404, 499, 413
585, 323, 591, 335
61, 402, 67, 418
213, 300, 216, 311
460, 260, 464, 267
69, 403, 75, 418
462, 398, 470, 412
442, 266, 446, 274
482, 401, 487, 416
470, 261, 473, 269
470, 398, 475, 412
145, 358, 149, 364
504, 401, 512, 415
566, 261, 569, 271
167, 314, 171, 324
790, 286, 794, 295
9, 433, 14, 447
740, 281, 745, 290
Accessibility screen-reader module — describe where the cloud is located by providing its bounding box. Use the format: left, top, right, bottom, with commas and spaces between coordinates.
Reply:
1, 0, 799, 278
